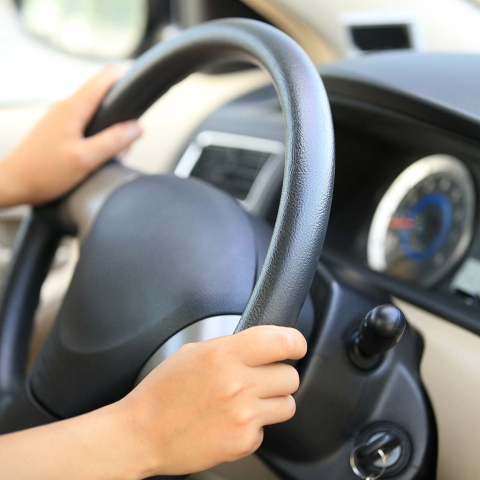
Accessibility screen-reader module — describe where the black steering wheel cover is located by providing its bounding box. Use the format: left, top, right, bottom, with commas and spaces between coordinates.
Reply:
87, 18, 335, 331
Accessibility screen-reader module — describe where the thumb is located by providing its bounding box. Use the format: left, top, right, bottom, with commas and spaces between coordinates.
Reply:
69, 65, 126, 126
82, 121, 142, 170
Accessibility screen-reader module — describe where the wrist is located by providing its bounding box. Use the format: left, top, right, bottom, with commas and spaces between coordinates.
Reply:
106, 400, 161, 479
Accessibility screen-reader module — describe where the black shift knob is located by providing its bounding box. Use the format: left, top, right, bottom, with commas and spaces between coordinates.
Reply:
356, 304, 407, 358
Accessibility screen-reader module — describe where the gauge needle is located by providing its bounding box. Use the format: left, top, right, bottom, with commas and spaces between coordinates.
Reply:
389, 217, 416, 229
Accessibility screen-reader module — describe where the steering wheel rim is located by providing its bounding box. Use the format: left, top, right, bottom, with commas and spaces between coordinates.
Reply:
85, 18, 335, 332
0, 18, 334, 443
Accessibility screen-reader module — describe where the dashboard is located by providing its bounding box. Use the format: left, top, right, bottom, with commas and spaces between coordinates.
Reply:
174, 52, 480, 336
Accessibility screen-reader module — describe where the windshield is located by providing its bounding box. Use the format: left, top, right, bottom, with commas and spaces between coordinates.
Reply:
4, 0, 480, 103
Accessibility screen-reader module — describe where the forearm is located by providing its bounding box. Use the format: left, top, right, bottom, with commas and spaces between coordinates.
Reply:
0, 403, 154, 480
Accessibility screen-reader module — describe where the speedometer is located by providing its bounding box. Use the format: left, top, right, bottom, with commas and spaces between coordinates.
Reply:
367, 155, 476, 286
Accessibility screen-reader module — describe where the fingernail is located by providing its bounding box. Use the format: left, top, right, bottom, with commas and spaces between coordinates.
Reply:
104, 64, 127, 79
117, 148, 129, 161
123, 121, 142, 140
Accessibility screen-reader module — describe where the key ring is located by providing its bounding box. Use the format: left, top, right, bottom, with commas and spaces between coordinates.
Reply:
350, 443, 387, 480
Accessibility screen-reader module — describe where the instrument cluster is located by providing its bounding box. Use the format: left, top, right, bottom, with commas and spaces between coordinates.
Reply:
367, 155, 476, 287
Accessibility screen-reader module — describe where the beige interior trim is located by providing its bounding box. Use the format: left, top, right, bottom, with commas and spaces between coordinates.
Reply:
28, 241, 78, 367
395, 299, 480, 480
239, 0, 337, 64
124, 69, 270, 174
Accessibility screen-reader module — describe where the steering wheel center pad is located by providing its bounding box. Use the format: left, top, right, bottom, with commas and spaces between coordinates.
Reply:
31, 175, 259, 417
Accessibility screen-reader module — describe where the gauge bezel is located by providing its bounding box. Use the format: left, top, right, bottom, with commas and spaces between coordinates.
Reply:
367, 154, 476, 287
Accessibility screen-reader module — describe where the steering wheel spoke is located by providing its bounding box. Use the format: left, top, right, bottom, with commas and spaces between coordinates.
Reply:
56, 160, 141, 241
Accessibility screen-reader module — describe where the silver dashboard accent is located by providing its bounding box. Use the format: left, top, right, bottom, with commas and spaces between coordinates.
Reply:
58, 162, 141, 242
0, 205, 29, 269
175, 131, 285, 215
135, 314, 241, 385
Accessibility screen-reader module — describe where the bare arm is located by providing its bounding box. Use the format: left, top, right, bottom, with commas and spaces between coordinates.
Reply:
0, 327, 306, 479
0, 404, 148, 480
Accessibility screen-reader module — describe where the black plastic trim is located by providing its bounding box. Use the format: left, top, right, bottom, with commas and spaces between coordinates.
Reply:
0, 212, 61, 401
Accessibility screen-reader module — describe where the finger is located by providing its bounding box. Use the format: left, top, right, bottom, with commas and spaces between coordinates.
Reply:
233, 326, 307, 367
68, 65, 126, 126
177, 342, 198, 354
82, 121, 142, 170
258, 395, 297, 426
250, 363, 300, 399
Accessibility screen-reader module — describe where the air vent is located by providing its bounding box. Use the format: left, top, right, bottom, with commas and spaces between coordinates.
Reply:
176, 131, 284, 202
190, 145, 272, 200
350, 24, 411, 52
341, 12, 424, 56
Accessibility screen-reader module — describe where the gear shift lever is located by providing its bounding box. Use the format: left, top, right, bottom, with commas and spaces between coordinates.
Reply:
348, 304, 407, 370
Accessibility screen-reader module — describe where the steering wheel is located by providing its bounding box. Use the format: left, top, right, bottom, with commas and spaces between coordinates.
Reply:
0, 18, 334, 479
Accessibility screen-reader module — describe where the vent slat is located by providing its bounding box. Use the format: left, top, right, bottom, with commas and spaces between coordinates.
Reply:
190, 145, 272, 200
